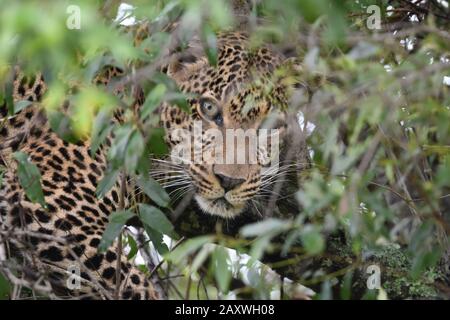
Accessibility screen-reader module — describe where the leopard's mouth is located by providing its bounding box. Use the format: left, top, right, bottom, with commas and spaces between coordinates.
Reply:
194, 195, 246, 219
212, 197, 231, 208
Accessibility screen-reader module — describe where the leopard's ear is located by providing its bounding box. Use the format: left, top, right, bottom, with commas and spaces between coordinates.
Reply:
282, 57, 303, 74
276, 54, 304, 84
277, 55, 312, 102
165, 36, 208, 84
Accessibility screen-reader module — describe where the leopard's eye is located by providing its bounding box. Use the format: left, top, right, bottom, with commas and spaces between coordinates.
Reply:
199, 98, 222, 125
200, 99, 219, 118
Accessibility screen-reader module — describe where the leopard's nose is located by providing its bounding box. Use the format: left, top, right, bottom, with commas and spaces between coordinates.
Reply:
215, 173, 245, 192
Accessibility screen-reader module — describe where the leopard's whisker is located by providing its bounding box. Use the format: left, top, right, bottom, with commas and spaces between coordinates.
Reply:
162, 181, 192, 189
153, 175, 190, 182
250, 199, 263, 217
169, 184, 192, 195
171, 186, 194, 203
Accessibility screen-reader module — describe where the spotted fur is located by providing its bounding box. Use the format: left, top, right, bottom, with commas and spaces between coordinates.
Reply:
0, 67, 159, 300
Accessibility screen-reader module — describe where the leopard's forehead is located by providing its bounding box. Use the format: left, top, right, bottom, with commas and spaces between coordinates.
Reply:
174, 32, 286, 124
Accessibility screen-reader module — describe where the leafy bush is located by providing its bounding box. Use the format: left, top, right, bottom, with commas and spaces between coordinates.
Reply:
0, 0, 449, 300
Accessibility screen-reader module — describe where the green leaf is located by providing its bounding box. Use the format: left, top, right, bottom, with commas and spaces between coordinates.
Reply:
147, 128, 169, 156
148, 74, 192, 114
141, 83, 166, 120
96, 166, 120, 199
410, 248, 442, 280
170, 93, 191, 114
124, 130, 145, 174
13, 100, 32, 114
13, 151, 46, 208
190, 245, 212, 274
212, 246, 231, 294
138, 32, 170, 61
202, 24, 218, 67
4, 72, 15, 116
139, 204, 177, 239
90, 109, 113, 157
240, 218, 290, 237
0, 273, 11, 300
136, 175, 170, 208
324, 3, 347, 46
126, 234, 138, 260
408, 220, 434, 253
249, 234, 272, 260
47, 111, 80, 144
319, 280, 332, 300
340, 271, 353, 300
98, 210, 134, 252
208, 0, 232, 29
282, 229, 302, 256
144, 225, 169, 255
0, 168, 4, 188
301, 226, 325, 255
108, 125, 133, 168
408, 220, 443, 279
296, 0, 328, 23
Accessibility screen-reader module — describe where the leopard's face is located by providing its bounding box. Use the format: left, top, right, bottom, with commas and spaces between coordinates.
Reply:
184, 88, 287, 219
160, 32, 301, 218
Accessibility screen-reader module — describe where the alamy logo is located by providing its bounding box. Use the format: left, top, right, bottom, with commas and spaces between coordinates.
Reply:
170, 120, 281, 167
66, 264, 81, 290
366, 264, 381, 289
366, 5, 381, 30
66, 5, 81, 30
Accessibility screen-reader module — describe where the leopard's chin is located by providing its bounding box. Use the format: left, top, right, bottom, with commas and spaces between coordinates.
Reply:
194, 195, 245, 219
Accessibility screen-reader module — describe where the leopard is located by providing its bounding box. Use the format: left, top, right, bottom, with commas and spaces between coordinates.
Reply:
159, 31, 310, 224
0, 65, 161, 300
0, 24, 310, 299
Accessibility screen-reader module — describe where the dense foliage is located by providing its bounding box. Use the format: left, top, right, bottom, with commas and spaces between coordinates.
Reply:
1, 0, 450, 299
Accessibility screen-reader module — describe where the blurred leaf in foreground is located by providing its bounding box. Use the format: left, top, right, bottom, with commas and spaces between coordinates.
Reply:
13, 151, 46, 208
